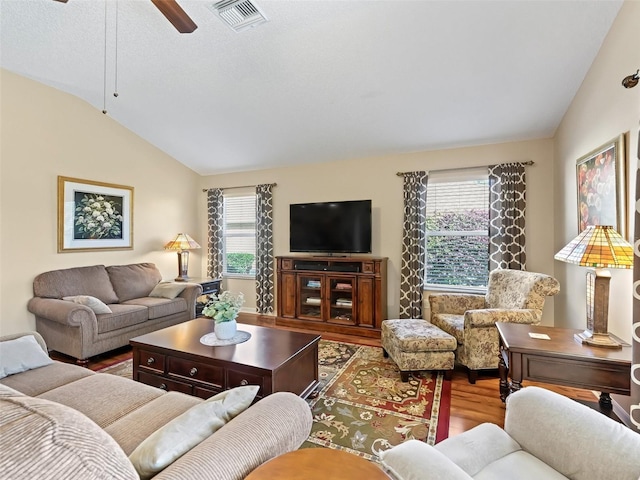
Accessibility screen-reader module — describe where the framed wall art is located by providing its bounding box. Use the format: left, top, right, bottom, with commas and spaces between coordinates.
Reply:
57, 176, 134, 252
576, 133, 627, 238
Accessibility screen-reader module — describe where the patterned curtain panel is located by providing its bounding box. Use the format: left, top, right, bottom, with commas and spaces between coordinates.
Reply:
488, 163, 527, 271
399, 171, 428, 319
206, 188, 224, 279
255, 184, 274, 314
632, 138, 640, 433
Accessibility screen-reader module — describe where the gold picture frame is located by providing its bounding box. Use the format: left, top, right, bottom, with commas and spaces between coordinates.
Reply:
57, 176, 134, 252
576, 133, 627, 238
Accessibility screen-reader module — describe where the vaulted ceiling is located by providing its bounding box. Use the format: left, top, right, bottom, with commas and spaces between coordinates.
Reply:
0, 0, 623, 175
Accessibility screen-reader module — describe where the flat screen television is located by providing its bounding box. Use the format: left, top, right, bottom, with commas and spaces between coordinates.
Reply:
289, 200, 372, 254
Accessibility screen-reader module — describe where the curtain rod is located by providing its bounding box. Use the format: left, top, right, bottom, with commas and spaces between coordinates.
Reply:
396, 160, 534, 176
202, 182, 277, 192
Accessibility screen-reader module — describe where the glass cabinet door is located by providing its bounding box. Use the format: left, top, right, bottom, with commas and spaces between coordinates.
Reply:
298, 275, 323, 321
328, 276, 356, 325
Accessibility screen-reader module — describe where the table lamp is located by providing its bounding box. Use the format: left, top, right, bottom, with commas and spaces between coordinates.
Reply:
164, 233, 201, 281
554, 225, 633, 348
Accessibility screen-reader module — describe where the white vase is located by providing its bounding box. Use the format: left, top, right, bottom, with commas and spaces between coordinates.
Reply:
214, 319, 237, 340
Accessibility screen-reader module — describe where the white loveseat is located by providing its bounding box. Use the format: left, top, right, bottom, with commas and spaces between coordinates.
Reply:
380, 386, 640, 480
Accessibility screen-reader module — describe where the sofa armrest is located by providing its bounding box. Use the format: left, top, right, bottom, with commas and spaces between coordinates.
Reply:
429, 293, 486, 316
379, 439, 472, 480
27, 297, 97, 330
464, 309, 540, 328
153, 392, 312, 480
178, 283, 203, 318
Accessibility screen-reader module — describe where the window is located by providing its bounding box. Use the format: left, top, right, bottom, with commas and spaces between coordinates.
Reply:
425, 168, 489, 291
223, 193, 256, 276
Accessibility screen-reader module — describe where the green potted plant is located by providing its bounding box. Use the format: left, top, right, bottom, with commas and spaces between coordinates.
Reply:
202, 291, 244, 340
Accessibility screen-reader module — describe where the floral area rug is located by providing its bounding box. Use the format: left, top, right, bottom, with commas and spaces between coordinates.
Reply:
97, 339, 451, 462
302, 340, 451, 461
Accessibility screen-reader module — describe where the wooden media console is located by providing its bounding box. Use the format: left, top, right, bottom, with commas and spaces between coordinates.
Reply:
276, 255, 387, 338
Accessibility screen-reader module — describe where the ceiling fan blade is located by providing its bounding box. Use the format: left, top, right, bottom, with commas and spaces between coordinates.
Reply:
150, 0, 197, 33
52, 0, 69, 3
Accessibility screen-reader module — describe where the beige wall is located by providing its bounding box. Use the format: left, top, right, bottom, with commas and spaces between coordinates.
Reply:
0, 69, 202, 336
200, 137, 556, 323
553, 0, 640, 343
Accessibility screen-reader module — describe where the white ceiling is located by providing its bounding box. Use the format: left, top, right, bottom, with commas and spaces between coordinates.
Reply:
0, 0, 623, 175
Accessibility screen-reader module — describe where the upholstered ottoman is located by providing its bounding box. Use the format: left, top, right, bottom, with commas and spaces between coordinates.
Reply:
381, 319, 457, 382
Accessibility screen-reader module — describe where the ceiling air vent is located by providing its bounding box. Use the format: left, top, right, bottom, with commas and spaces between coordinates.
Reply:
210, 0, 268, 32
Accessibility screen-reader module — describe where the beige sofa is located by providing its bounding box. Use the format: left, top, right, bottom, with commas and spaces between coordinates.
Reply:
27, 263, 202, 364
0, 332, 312, 480
380, 386, 640, 480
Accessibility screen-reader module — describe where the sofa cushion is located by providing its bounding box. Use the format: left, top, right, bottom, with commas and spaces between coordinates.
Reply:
97, 304, 149, 334
0, 383, 138, 480
105, 392, 202, 455
435, 423, 522, 477
474, 450, 567, 480
63, 295, 113, 314
149, 282, 188, 299
129, 385, 259, 479
107, 263, 162, 302
0, 361, 95, 397
0, 334, 54, 379
33, 264, 119, 304
38, 374, 164, 429
123, 297, 188, 320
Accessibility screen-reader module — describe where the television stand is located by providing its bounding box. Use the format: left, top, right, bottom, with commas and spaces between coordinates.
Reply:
276, 256, 387, 338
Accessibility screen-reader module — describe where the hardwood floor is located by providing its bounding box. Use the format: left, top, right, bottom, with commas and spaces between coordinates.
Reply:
51, 313, 603, 438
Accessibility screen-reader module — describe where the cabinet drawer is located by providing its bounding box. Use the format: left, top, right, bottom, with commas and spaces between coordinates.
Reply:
138, 371, 192, 395
227, 369, 265, 395
168, 357, 224, 388
138, 350, 166, 373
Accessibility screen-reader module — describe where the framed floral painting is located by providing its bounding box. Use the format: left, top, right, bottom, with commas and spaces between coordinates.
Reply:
57, 176, 133, 252
576, 133, 627, 238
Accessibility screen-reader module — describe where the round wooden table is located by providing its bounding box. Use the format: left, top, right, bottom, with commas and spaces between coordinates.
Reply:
245, 448, 390, 479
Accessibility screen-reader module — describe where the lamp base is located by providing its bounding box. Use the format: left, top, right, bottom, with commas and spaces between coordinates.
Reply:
175, 251, 190, 282
574, 331, 623, 349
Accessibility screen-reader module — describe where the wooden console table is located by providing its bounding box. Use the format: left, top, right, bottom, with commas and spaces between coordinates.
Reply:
496, 323, 631, 409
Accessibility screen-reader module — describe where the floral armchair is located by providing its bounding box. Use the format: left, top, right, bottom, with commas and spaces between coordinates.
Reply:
429, 269, 560, 383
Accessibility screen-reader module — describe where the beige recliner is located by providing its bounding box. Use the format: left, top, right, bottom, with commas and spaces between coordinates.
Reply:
429, 269, 560, 383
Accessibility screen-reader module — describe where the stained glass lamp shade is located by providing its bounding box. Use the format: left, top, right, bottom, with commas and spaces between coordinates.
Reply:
554, 225, 633, 348
164, 233, 201, 281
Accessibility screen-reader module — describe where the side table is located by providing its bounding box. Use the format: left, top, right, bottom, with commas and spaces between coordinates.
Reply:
496, 322, 631, 410
187, 277, 222, 317
245, 448, 390, 479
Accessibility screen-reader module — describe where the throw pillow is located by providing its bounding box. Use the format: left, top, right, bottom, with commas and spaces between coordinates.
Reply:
63, 295, 113, 314
0, 334, 54, 379
148, 282, 188, 299
129, 385, 259, 479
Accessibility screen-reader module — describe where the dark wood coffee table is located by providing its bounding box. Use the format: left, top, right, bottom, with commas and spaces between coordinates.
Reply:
130, 318, 320, 400
496, 322, 631, 409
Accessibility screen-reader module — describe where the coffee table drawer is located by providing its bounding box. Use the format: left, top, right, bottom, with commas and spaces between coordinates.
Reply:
138, 371, 192, 395
227, 369, 265, 395
168, 357, 224, 388
137, 349, 166, 373
193, 385, 222, 400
